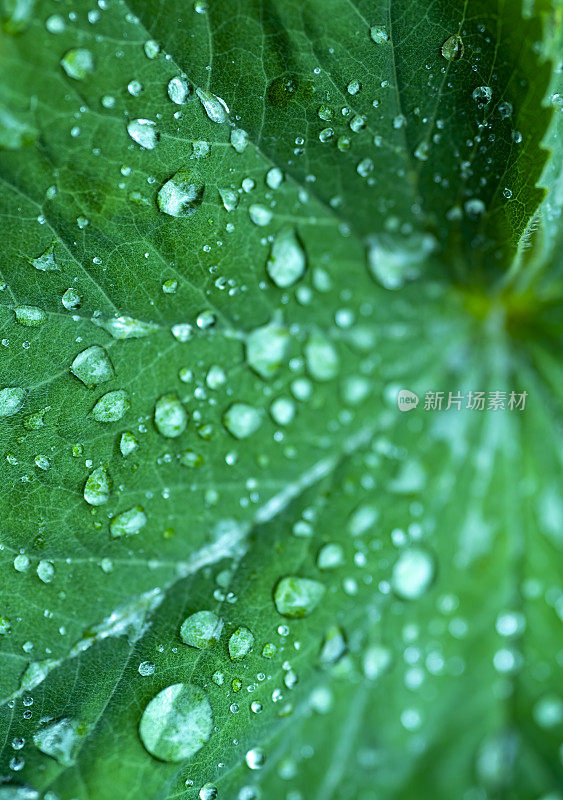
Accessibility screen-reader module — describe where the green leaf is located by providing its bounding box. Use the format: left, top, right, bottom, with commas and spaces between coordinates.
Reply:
0, 2, 562, 800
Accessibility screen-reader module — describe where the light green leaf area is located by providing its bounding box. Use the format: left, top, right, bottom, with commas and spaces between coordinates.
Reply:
0, 1, 562, 799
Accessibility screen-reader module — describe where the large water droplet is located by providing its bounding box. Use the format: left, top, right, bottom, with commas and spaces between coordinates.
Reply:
139, 683, 213, 762
167, 76, 191, 104
245, 747, 266, 770
157, 169, 205, 217
472, 85, 493, 109
31, 241, 60, 271
267, 229, 306, 287
70, 345, 114, 388
180, 611, 223, 649
127, 118, 158, 150
367, 233, 435, 290
0, 387, 26, 416
33, 718, 87, 766
14, 305, 46, 327
246, 317, 289, 379
60, 49, 94, 80
93, 315, 159, 339
229, 626, 254, 661
90, 390, 130, 422
154, 394, 188, 438
441, 34, 464, 61
273, 576, 325, 618
83, 465, 112, 506
391, 548, 435, 599
223, 403, 263, 439
110, 505, 147, 538
304, 332, 339, 381
196, 88, 229, 123
370, 25, 389, 44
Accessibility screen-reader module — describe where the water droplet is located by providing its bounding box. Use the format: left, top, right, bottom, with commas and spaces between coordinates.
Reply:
14, 554, 30, 572
62, 288, 82, 310
304, 332, 339, 381
154, 394, 188, 438
84, 466, 112, 506
127, 118, 158, 150
196, 88, 229, 123
472, 86, 493, 109
267, 229, 306, 287
180, 611, 223, 649
127, 79, 143, 97
157, 168, 205, 217
167, 76, 191, 104
367, 233, 435, 290
266, 167, 283, 189
317, 543, 344, 570
70, 345, 115, 388
14, 305, 46, 327
270, 397, 295, 426
37, 560, 55, 583
320, 625, 347, 665
110, 505, 147, 538
441, 34, 464, 61
94, 315, 159, 339
31, 242, 60, 271
144, 39, 160, 59
245, 747, 266, 770
199, 785, 218, 800
223, 403, 263, 439
273, 577, 325, 618
0, 387, 26, 416
139, 683, 213, 762
219, 187, 239, 212
363, 645, 392, 680
370, 25, 389, 44
120, 431, 138, 456
229, 626, 254, 661
230, 128, 249, 152
465, 198, 486, 219
249, 204, 273, 226
498, 100, 513, 119
391, 548, 435, 599
60, 49, 94, 80
246, 317, 289, 379
90, 390, 130, 422
139, 661, 156, 676
33, 718, 87, 765
414, 141, 429, 161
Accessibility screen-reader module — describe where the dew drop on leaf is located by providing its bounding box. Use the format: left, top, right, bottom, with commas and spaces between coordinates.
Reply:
0, 387, 26, 416
93, 315, 159, 339
245, 747, 266, 770
180, 611, 223, 649
246, 317, 289, 379
119, 431, 138, 456
31, 241, 60, 272
60, 48, 94, 80
317, 543, 344, 570
70, 345, 115, 388
196, 88, 229, 123
223, 403, 263, 439
157, 169, 205, 217
230, 127, 249, 152
90, 390, 130, 422
472, 85, 493, 109
228, 626, 254, 661
304, 332, 339, 381
273, 576, 325, 618
139, 683, 213, 762
391, 547, 435, 599
154, 394, 188, 438
14, 305, 46, 327
36, 560, 55, 583
167, 76, 191, 104
83, 465, 112, 506
33, 718, 87, 766
370, 25, 389, 44
127, 118, 159, 150
266, 229, 306, 287
441, 34, 464, 61
110, 505, 147, 538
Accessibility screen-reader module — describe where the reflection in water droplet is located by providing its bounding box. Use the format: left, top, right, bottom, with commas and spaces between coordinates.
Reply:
139, 683, 213, 762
